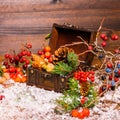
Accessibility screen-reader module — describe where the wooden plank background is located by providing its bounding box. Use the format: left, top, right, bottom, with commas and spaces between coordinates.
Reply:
0, 0, 119, 56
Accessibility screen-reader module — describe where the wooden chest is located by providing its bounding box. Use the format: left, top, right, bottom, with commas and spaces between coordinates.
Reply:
27, 23, 96, 92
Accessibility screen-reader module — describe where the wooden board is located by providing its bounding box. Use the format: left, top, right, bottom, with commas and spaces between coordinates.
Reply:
0, 0, 119, 56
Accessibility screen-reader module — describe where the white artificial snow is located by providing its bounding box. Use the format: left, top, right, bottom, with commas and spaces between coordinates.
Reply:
0, 80, 120, 120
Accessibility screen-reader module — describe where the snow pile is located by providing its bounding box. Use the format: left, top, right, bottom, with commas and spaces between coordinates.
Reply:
0, 80, 120, 120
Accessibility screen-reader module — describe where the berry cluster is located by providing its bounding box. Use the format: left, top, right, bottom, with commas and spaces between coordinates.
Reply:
2, 43, 33, 82
74, 71, 95, 82
99, 61, 120, 93
71, 108, 90, 119
4, 67, 27, 83
100, 33, 119, 47
3, 43, 33, 71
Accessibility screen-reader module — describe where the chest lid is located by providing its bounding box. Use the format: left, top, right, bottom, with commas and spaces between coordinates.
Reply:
49, 23, 96, 65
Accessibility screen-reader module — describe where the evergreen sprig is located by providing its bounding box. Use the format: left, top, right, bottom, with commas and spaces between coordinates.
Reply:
67, 52, 79, 69
83, 85, 98, 108
56, 78, 80, 112
52, 61, 72, 75
55, 78, 98, 113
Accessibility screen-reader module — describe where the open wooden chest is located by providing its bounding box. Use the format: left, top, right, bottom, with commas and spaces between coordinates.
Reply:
27, 23, 96, 92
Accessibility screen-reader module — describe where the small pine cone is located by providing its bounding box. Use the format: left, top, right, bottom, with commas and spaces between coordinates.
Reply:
53, 47, 74, 64
79, 82, 90, 96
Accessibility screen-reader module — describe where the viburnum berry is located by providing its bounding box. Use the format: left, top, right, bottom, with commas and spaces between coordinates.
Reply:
88, 45, 93, 50
109, 74, 113, 80
100, 33, 106, 40
0, 95, 5, 100
114, 77, 119, 82
103, 36, 108, 41
107, 62, 113, 68
27, 51, 31, 56
80, 97, 86, 104
25, 43, 32, 49
111, 34, 119, 40
77, 112, 85, 119
114, 49, 119, 54
82, 108, 90, 117
71, 109, 79, 117
101, 41, 107, 47
4, 54, 10, 59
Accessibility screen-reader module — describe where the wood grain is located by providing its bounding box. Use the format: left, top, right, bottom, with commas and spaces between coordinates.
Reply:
0, 0, 119, 57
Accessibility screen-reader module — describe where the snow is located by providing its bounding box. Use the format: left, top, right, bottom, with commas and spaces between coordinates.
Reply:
0, 80, 120, 120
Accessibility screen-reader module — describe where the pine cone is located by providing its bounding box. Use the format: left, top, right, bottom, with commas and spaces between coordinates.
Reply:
53, 47, 74, 64
79, 82, 90, 96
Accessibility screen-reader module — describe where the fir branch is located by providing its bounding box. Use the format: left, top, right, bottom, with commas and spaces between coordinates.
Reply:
52, 62, 72, 75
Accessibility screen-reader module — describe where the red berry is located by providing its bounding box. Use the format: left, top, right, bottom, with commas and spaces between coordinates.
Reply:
109, 75, 113, 80
37, 50, 43, 55
27, 51, 31, 56
111, 34, 119, 40
81, 97, 85, 104
82, 108, 90, 117
9, 58, 14, 63
101, 41, 106, 47
6, 64, 10, 69
44, 46, 51, 52
107, 63, 113, 68
100, 33, 106, 40
18, 53, 22, 58
114, 49, 119, 54
118, 70, 120, 75
21, 50, 27, 56
0, 95, 5, 100
9, 66, 15, 73
78, 112, 85, 119
23, 64, 28, 70
3, 61, 8, 66
25, 59, 30, 65
26, 43, 32, 49
88, 46, 93, 50
114, 77, 119, 82
14, 55, 19, 61
103, 36, 108, 41
4, 54, 10, 58
114, 35, 119, 40
71, 109, 79, 117
44, 52, 51, 59
48, 57, 53, 63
